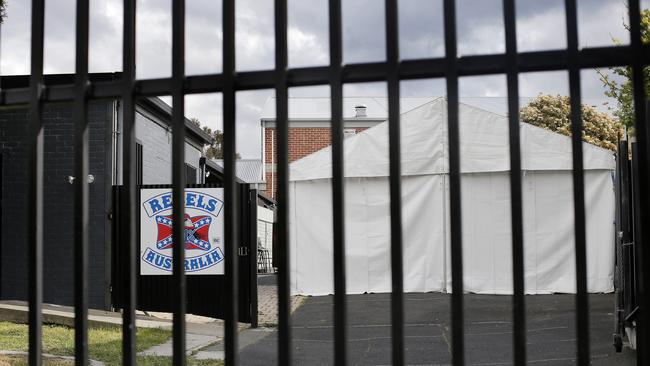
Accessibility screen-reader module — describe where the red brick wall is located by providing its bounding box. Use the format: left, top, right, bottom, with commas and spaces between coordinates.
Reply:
263, 127, 367, 198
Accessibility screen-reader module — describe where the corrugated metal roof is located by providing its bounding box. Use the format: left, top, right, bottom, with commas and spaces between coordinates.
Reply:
212, 159, 264, 183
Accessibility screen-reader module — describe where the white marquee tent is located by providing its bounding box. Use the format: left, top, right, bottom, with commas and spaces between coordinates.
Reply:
289, 98, 616, 295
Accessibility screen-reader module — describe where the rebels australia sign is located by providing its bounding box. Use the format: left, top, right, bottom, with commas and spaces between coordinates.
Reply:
140, 188, 225, 275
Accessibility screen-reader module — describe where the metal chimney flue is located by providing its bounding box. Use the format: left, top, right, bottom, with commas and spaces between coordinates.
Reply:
355, 104, 367, 118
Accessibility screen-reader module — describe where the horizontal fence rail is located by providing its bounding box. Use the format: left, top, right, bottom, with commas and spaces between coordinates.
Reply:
1, 47, 650, 106
0, 0, 646, 365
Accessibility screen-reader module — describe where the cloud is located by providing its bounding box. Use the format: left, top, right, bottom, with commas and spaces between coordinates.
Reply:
399, 0, 445, 59
0, 0, 31, 75
235, 0, 275, 71
0, 0, 638, 158
89, 0, 124, 73
288, 26, 328, 67
186, 0, 222, 75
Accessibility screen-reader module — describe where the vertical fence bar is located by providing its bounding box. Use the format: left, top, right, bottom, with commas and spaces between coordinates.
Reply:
27, 0, 45, 365
443, 0, 464, 364
328, 0, 347, 364
619, 140, 631, 243
385, 0, 405, 364
632, 138, 645, 366
627, 1, 649, 364
275, 0, 291, 363
564, 1, 590, 364
121, 0, 137, 364
223, 0, 239, 364
249, 189, 259, 329
73, 0, 90, 364
171, 0, 187, 364
502, 0, 526, 364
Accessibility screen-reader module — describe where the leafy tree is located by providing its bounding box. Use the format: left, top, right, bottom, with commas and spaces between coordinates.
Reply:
1, 0, 6, 23
598, 9, 650, 131
520, 94, 623, 151
189, 117, 240, 160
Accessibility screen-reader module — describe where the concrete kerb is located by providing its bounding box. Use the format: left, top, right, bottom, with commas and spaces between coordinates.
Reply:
0, 301, 229, 359
138, 333, 220, 357
0, 350, 104, 366
193, 327, 275, 360
138, 319, 257, 358
0, 302, 170, 330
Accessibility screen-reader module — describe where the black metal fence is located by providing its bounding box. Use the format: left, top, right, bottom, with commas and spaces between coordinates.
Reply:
615, 139, 635, 352
614, 130, 648, 357
1, 0, 649, 365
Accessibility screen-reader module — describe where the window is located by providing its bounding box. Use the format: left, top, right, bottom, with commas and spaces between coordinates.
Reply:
185, 163, 197, 184
344, 128, 357, 137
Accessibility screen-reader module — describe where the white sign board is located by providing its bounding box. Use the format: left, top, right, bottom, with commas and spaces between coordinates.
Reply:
140, 188, 225, 275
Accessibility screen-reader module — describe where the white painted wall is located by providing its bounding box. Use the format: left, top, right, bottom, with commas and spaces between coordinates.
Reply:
115, 102, 204, 185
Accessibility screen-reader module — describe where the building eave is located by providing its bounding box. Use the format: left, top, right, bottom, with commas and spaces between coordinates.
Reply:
0, 72, 212, 146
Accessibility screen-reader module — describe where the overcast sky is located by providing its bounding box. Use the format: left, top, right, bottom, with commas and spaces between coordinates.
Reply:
0, 0, 646, 158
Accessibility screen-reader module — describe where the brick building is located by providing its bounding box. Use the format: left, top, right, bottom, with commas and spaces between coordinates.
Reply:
0, 73, 211, 309
260, 97, 431, 198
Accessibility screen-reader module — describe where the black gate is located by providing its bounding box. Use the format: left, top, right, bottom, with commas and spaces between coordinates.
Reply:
614, 123, 649, 354
111, 183, 258, 323
4, 0, 650, 365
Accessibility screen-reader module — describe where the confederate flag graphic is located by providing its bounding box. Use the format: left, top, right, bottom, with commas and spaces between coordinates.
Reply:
155, 214, 212, 251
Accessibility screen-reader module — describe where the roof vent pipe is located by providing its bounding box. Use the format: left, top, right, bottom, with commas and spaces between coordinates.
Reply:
355, 104, 367, 118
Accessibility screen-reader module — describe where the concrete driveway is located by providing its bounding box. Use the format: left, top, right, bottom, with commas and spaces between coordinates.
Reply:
237, 292, 635, 365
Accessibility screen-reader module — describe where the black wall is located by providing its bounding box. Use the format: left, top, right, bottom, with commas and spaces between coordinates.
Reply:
0, 101, 112, 308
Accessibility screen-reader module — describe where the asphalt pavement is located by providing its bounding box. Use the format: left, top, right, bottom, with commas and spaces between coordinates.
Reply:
236, 292, 635, 365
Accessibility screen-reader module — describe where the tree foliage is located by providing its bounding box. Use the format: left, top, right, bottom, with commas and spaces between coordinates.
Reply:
189, 117, 240, 160
520, 94, 623, 151
598, 9, 650, 131
1, 0, 6, 23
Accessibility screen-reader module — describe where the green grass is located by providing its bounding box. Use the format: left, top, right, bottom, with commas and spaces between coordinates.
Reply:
0, 322, 223, 366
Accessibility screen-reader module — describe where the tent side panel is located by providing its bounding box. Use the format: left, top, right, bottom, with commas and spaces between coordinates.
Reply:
290, 180, 335, 295
402, 175, 447, 293
454, 173, 514, 294
290, 170, 614, 296
584, 170, 615, 292
445, 170, 614, 294
290, 175, 447, 295
522, 170, 614, 294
